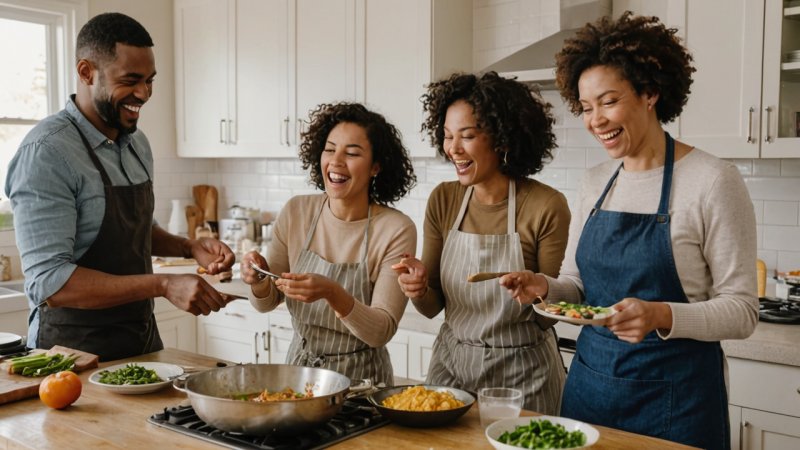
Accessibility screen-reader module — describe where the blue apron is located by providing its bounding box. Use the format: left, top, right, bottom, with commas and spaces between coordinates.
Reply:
561, 133, 729, 449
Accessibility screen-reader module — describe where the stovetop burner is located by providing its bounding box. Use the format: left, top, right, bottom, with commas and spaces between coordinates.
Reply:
148, 398, 389, 450
759, 297, 800, 324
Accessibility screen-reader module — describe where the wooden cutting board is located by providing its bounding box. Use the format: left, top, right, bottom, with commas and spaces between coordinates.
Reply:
0, 345, 99, 405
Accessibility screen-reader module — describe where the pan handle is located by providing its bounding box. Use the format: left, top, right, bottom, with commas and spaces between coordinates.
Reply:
172, 375, 188, 393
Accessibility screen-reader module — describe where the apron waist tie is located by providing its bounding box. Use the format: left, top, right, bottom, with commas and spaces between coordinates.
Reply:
298, 338, 370, 367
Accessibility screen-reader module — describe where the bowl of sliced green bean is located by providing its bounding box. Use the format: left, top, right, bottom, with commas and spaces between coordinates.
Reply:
485, 416, 599, 449
88, 362, 184, 394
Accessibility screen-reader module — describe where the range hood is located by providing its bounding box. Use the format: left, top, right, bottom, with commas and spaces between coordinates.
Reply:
484, 0, 611, 87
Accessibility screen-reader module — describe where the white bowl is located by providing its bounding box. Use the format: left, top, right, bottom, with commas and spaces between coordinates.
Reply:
486, 416, 600, 449
89, 362, 184, 395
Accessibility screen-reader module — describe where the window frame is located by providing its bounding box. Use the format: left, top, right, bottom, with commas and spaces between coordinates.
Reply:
0, 0, 87, 122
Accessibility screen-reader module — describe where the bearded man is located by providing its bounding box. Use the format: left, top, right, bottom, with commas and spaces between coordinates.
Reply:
5, 12, 234, 361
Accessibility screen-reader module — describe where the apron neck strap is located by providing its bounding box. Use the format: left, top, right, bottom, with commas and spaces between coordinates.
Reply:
592, 131, 676, 216
302, 197, 372, 263
452, 180, 516, 234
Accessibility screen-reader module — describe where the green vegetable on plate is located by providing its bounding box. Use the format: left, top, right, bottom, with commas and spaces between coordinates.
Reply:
497, 419, 586, 449
97, 363, 163, 385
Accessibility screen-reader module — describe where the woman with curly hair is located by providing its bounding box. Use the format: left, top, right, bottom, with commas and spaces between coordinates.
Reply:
501, 12, 756, 449
393, 71, 570, 413
240, 102, 416, 385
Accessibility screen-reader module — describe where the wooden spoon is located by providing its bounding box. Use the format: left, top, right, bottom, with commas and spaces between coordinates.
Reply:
466, 272, 510, 282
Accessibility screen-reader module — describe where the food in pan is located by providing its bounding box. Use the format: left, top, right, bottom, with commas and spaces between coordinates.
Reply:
545, 301, 613, 320
234, 384, 315, 402
381, 386, 465, 412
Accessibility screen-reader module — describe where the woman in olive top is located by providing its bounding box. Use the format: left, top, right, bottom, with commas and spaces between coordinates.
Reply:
241, 102, 416, 386
393, 72, 570, 413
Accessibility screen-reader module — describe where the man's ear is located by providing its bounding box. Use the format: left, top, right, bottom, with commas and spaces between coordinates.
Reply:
76, 59, 95, 86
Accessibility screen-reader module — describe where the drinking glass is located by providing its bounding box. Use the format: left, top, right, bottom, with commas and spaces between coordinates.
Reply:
478, 387, 523, 428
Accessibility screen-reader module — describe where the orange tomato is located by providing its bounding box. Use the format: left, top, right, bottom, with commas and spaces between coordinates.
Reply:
39, 370, 82, 409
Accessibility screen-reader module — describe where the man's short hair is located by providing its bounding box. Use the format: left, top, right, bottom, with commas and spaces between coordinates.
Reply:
76, 12, 153, 65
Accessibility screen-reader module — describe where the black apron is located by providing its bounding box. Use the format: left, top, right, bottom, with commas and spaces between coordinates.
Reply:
37, 121, 162, 361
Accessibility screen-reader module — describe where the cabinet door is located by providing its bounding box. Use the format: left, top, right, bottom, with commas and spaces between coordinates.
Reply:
408, 331, 436, 381
386, 329, 409, 380
292, 0, 364, 145
742, 408, 800, 450
268, 310, 294, 364
730, 405, 741, 450
230, 0, 293, 157
174, 0, 231, 157
678, 0, 763, 158
199, 321, 259, 364
365, 0, 432, 157
760, 1, 800, 157
155, 311, 197, 353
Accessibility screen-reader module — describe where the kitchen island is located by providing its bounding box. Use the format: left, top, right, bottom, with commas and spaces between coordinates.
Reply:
0, 348, 695, 449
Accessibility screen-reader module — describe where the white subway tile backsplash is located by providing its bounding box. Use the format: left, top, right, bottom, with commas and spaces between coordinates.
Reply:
473, 2, 518, 29
744, 177, 800, 201
762, 225, 800, 252
752, 200, 764, 225
778, 252, 800, 272
753, 159, 780, 177
782, 159, 800, 176
763, 201, 799, 226
729, 159, 753, 176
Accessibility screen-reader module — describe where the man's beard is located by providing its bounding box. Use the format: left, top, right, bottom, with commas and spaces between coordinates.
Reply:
93, 80, 138, 135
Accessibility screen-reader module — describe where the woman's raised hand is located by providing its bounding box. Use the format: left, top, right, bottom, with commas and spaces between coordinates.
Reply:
392, 254, 429, 299
240, 251, 269, 285
499, 271, 548, 304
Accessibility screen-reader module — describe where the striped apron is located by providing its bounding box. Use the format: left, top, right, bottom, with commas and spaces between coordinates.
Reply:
285, 200, 394, 386
426, 181, 565, 413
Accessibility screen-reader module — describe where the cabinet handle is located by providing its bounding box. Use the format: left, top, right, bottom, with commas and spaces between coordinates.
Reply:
279, 119, 285, 145
739, 420, 749, 450
254, 332, 260, 363
283, 117, 290, 146
747, 107, 755, 143
270, 324, 292, 332
262, 331, 270, 352
228, 119, 235, 144
224, 311, 245, 319
219, 119, 226, 144
764, 106, 773, 143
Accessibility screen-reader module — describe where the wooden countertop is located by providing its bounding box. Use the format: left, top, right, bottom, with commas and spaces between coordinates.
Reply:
0, 348, 695, 449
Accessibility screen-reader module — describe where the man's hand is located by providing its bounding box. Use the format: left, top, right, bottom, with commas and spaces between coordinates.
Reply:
163, 274, 229, 315
187, 238, 235, 275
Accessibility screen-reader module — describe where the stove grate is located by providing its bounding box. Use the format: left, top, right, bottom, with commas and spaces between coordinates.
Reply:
148, 399, 389, 450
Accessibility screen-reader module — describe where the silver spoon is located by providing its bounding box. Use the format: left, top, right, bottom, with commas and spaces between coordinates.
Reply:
249, 262, 281, 280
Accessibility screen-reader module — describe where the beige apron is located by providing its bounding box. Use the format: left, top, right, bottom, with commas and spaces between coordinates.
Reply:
285, 199, 394, 386
426, 181, 565, 413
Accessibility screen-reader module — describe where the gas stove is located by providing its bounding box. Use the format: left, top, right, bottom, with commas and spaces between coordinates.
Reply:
759, 297, 800, 324
148, 398, 389, 450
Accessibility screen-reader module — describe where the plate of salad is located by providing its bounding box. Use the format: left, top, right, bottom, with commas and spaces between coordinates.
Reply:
89, 362, 183, 394
533, 301, 616, 326
486, 416, 599, 450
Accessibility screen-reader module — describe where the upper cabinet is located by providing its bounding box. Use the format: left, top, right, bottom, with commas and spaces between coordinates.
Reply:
174, 0, 362, 158
364, 0, 472, 157
678, 0, 800, 158
174, 0, 289, 158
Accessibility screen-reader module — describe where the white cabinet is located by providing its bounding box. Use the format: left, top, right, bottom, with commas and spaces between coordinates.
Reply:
174, 0, 289, 157
678, 0, 800, 158
154, 308, 197, 353
364, 0, 472, 157
728, 357, 800, 450
387, 328, 437, 382
0, 309, 27, 338
174, 0, 362, 157
196, 301, 295, 364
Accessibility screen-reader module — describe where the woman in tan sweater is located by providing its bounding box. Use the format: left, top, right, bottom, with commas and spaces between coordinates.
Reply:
393, 72, 571, 413
241, 102, 416, 386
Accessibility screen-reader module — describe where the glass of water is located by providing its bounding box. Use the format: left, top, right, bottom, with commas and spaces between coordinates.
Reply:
478, 387, 523, 428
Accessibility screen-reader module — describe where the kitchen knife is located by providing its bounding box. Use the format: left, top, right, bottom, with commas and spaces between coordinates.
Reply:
217, 291, 247, 303
466, 272, 510, 282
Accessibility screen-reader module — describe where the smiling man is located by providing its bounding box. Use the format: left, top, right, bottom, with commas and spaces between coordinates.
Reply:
4, 13, 235, 361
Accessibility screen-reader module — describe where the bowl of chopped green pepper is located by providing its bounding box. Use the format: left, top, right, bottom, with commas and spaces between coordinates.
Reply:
88, 362, 183, 394
485, 416, 599, 449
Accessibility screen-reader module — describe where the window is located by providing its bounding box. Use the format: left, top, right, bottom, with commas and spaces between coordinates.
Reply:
0, 0, 85, 229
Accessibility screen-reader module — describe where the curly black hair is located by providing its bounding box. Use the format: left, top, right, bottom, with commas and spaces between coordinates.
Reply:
299, 102, 416, 205
76, 13, 153, 65
554, 11, 695, 124
420, 71, 556, 179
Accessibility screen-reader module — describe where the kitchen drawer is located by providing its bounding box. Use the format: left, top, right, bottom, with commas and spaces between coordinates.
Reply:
728, 357, 800, 418
199, 300, 265, 331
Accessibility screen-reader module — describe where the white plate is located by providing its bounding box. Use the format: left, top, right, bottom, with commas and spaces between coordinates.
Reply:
486, 416, 600, 450
533, 301, 615, 326
89, 362, 184, 395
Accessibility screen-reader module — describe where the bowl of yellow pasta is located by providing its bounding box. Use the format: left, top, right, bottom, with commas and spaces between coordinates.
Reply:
367, 384, 475, 427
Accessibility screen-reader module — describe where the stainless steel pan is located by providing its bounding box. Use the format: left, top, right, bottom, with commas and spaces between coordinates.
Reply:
177, 364, 351, 435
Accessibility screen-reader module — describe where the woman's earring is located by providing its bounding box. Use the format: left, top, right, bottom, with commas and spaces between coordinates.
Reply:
503, 151, 508, 166
371, 175, 377, 192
